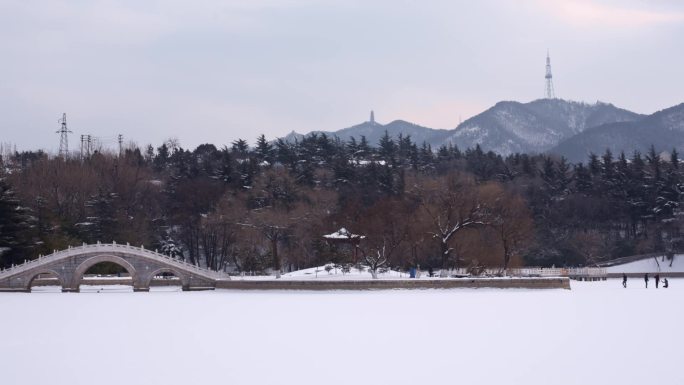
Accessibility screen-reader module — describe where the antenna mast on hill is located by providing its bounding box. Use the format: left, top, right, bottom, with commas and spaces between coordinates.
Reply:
56, 113, 72, 158
545, 51, 555, 99
370, 110, 375, 125
80, 135, 85, 160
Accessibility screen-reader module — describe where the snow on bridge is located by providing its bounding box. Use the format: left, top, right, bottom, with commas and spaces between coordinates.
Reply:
0, 242, 230, 292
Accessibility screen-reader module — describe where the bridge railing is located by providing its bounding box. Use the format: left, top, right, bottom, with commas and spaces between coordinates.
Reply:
445, 267, 607, 278
0, 242, 229, 280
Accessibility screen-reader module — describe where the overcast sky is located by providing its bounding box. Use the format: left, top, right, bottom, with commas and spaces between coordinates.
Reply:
1, 0, 683, 153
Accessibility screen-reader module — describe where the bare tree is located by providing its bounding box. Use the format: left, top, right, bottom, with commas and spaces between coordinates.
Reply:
200, 217, 236, 271
412, 172, 491, 273
486, 185, 534, 273
353, 198, 411, 278
357, 243, 389, 279
573, 231, 610, 267
238, 169, 312, 277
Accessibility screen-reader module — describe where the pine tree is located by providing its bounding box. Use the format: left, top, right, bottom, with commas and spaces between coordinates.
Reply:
588, 153, 601, 176
0, 178, 35, 267
145, 145, 155, 164
358, 136, 371, 159
521, 154, 533, 176
670, 148, 679, 170
194, 143, 219, 176
255, 134, 274, 165
214, 146, 234, 184
630, 151, 645, 181
540, 157, 556, 188
275, 139, 297, 170
556, 157, 571, 195
646, 145, 662, 181
231, 139, 249, 157
613, 152, 631, 203
377, 131, 397, 164
573, 163, 592, 193
316, 133, 337, 165
601, 149, 614, 180
347, 137, 359, 159
408, 142, 419, 169
418, 142, 434, 171
80, 190, 118, 244
437, 145, 450, 162
154, 143, 169, 171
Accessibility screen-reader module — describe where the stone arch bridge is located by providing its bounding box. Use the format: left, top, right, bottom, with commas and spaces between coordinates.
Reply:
0, 243, 230, 292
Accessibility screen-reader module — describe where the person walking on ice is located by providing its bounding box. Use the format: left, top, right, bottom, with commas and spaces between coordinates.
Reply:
622, 273, 627, 288
655, 273, 660, 289
644, 273, 649, 288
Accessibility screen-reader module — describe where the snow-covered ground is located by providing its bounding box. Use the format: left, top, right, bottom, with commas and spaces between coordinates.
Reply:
238, 264, 411, 280
2, 280, 682, 385
237, 264, 469, 280
606, 254, 684, 274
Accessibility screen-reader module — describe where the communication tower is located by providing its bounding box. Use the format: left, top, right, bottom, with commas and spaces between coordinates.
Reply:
545, 51, 555, 99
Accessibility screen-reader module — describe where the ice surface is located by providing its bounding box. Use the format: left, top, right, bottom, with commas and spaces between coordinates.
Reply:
1, 279, 682, 385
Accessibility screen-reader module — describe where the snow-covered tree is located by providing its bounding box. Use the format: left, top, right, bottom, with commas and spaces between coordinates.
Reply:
0, 178, 35, 267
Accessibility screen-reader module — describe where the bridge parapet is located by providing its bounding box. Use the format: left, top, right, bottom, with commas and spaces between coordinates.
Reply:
0, 242, 229, 292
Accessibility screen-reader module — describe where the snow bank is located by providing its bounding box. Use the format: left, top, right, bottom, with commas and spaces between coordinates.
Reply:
236, 264, 412, 280
605, 254, 684, 274
322, 227, 365, 240
1, 280, 682, 385
282, 264, 405, 279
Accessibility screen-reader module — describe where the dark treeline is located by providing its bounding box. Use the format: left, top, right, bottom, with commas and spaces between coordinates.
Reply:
1, 131, 682, 274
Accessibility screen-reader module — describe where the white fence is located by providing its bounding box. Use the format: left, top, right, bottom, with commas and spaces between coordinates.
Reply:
445, 267, 607, 278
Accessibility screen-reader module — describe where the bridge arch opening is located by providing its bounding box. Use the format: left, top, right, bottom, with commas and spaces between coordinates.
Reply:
147, 268, 187, 291
28, 270, 64, 292
73, 255, 137, 293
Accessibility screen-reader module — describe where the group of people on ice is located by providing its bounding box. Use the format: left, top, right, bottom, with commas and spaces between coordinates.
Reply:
622, 273, 668, 288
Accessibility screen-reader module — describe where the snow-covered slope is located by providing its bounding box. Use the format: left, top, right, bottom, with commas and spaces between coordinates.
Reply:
551, 103, 684, 162
444, 99, 642, 155
235, 264, 411, 280
605, 254, 684, 274
282, 99, 650, 157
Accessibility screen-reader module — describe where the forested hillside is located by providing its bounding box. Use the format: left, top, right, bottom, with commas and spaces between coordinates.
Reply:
1, 132, 682, 273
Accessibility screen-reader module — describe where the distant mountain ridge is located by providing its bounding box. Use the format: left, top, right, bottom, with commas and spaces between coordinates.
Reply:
551, 103, 684, 162
282, 115, 451, 149
282, 99, 683, 162
444, 99, 642, 155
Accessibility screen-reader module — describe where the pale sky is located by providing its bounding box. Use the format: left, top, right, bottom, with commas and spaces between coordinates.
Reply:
1, 0, 683, 153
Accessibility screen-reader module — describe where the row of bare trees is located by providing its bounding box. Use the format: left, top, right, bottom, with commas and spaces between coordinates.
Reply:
194, 168, 534, 277
344, 173, 533, 277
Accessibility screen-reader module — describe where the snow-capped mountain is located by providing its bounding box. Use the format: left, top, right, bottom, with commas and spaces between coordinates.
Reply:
551, 103, 684, 162
282, 99, 684, 160
443, 99, 642, 155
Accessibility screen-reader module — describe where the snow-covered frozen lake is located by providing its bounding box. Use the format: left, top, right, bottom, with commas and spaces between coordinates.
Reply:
1, 280, 681, 385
